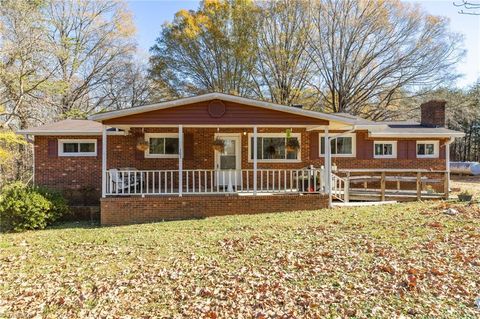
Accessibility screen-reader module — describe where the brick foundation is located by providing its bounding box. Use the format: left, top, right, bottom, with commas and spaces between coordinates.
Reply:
100, 194, 328, 226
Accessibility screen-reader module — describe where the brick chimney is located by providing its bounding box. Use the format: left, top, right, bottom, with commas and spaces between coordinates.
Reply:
420, 100, 446, 127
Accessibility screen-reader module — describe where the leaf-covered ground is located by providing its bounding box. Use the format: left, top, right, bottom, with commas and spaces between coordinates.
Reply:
1, 201, 479, 318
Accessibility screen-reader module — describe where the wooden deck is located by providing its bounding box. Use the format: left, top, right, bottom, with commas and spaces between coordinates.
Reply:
334, 169, 449, 202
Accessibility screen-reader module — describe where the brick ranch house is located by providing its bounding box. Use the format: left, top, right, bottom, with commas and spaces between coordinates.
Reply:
19, 93, 464, 225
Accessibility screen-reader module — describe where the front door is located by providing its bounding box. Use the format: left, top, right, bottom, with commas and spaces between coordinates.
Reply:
214, 134, 241, 187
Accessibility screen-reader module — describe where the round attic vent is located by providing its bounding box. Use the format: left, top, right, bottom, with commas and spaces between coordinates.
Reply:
208, 100, 226, 118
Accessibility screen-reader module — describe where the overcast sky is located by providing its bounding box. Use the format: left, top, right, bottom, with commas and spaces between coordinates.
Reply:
127, 0, 479, 88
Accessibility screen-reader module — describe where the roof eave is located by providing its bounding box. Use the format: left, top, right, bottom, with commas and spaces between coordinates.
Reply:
17, 131, 102, 136
369, 132, 465, 138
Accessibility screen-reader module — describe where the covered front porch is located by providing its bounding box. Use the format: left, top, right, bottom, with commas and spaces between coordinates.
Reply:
100, 124, 341, 201
105, 167, 327, 196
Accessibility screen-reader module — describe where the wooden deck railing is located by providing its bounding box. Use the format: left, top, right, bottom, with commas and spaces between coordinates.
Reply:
338, 169, 449, 201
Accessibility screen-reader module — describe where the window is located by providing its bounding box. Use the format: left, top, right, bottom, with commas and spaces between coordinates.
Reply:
319, 133, 356, 157
145, 133, 179, 158
58, 139, 97, 156
248, 133, 301, 162
374, 141, 397, 158
416, 141, 439, 158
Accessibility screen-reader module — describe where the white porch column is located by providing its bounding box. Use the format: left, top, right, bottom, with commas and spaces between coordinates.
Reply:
324, 128, 332, 207
445, 141, 451, 199
178, 125, 183, 197
253, 126, 258, 195
101, 125, 107, 198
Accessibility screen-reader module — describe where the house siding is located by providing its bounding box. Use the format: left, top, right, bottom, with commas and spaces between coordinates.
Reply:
34, 128, 447, 204
103, 100, 329, 126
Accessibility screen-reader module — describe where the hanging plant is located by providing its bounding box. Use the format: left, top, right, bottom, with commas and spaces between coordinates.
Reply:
266, 145, 277, 156
286, 138, 300, 152
285, 128, 292, 139
212, 138, 225, 152
165, 144, 176, 154
136, 138, 149, 151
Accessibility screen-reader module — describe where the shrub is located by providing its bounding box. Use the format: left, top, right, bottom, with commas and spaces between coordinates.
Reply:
37, 187, 70, 222
0, 182, 69, 232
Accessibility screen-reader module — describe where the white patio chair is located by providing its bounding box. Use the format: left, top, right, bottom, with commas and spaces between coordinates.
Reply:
109, 169, 139, 193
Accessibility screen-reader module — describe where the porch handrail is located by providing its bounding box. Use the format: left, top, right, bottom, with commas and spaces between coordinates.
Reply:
331, 173, 349, 202
105, 168, 326, 196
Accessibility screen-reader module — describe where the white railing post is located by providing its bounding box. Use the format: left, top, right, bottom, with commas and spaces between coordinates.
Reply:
178, 125, 183, 197
344, 172, 350, 203
101, 125, 107, 197
253, 126, 258, 195
445, 141, 450, 199
324, 128, 332, 207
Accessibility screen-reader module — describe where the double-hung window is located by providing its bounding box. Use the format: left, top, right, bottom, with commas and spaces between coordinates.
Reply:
319, 133, 356, 157
374, 141, 397, 158
416, 141, 439, 158
58, 139, 97, 156
145, 133, 179, 158
248, 133, 301, 162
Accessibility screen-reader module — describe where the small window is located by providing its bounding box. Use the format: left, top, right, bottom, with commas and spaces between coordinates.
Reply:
417, 141, 439, 158
145, 133, 179, 158
374, 141, 397, 158
58, 139, 97, 156
320, 133, 356, 157
248, 133, 301, 162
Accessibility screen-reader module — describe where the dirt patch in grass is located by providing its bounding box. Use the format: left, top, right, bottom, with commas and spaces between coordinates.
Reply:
1, 201, 479, 318
451, 175, 480, 197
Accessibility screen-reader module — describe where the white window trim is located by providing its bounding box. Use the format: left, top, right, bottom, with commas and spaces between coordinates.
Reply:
145, 133, 180, 158
247, 132, 302, 163
58, 139, 97, 157
416, 140, 439, 158
373, 141, 397, 159
319, 133, 356, 157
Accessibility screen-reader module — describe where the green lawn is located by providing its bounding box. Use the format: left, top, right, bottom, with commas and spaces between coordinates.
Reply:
1, 201, 479, 318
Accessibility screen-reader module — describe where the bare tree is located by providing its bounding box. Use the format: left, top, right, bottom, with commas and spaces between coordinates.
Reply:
0, 0, 144, 184
252, 0, 314, 105
0, 0, 56, 129
453, 1, 480, 15
45, 0, 137, 116
308, 0, 465, 120
99, 58, 153, 111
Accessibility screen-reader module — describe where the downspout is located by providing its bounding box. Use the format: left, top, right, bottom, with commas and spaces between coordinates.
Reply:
444, 137, 455, 199
23, 134, 35, 185
327, 125, 356, 208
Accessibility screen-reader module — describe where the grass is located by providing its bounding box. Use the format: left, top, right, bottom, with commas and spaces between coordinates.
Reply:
451, 175, 480, 196
1, 201, 479, 318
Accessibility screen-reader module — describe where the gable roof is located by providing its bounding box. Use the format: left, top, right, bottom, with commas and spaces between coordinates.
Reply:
17, 94, 465, 139
88, 92, 356, 125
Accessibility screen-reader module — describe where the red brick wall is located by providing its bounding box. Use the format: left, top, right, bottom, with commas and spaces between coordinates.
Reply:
34, 128, 447, 203
421, 100, 446, 127
100, 194, 328, 226
35, 135, 102, 204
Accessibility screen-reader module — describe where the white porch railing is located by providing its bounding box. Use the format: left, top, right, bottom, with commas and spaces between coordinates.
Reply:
331, 173, 349, 202
105, 168, 326, 196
